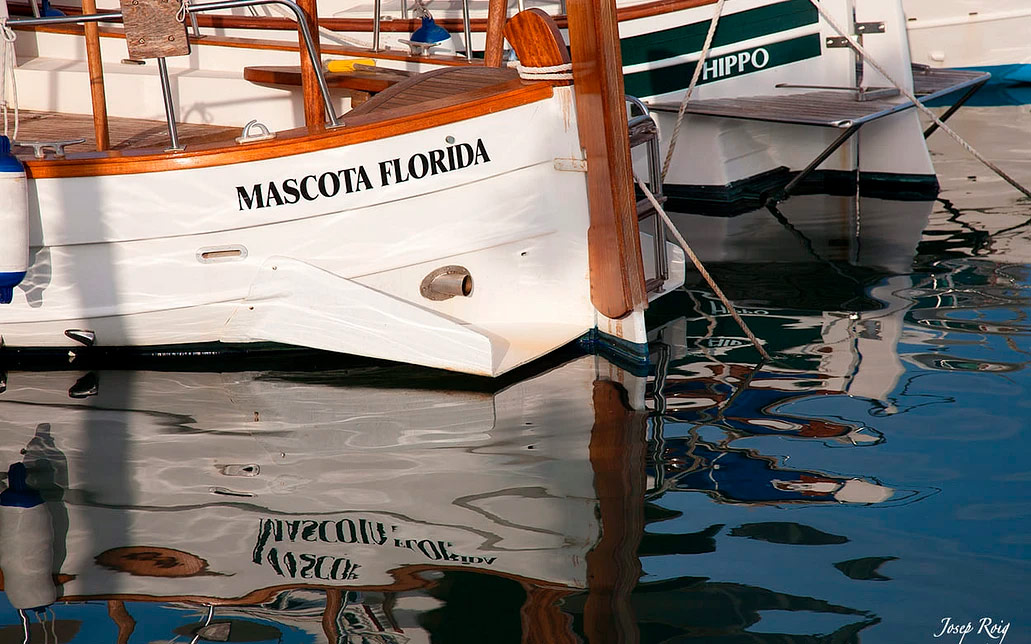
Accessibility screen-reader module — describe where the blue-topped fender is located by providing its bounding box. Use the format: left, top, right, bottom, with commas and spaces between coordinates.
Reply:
0, 135, 29, 304
411, 16, 450, 45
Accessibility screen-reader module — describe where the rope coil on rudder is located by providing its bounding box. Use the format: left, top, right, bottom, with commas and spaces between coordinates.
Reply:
0, 16, 18, 139
635, 174, 772, 362
509, 61, 573, 81
660, 0, 726, 182
805, 0, 1031, 200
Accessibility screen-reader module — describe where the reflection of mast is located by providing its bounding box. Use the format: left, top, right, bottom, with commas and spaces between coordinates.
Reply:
584, 381, 647, 644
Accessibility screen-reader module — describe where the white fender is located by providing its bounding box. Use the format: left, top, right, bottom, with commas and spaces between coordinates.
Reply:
0, 135, 29, 304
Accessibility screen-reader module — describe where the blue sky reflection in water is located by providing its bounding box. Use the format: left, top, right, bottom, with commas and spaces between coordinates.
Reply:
0, 104, 1029, 643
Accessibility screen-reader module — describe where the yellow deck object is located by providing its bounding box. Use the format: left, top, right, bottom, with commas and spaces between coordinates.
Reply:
325, 58, 377, 73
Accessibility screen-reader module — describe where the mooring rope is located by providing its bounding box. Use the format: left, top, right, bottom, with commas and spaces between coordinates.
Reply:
0, 16, 18, 139
806, 0, 1031, 201
660, 0, 726, 182
635, 174, 772, 361
511, 61, 573, 81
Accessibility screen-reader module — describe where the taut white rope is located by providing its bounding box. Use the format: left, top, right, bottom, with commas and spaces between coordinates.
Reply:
806, 0, 1031, 200
636, 174, 772, 361
660, 0, 726, 182
0, 15, 18, 139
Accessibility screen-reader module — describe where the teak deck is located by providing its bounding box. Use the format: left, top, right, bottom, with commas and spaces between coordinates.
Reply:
11, 110, 240, 162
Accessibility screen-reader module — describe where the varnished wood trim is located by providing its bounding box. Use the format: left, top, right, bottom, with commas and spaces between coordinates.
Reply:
24, 79, 552, 178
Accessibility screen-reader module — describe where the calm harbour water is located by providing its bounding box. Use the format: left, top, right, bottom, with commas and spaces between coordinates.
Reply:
1, 101, 1029, 643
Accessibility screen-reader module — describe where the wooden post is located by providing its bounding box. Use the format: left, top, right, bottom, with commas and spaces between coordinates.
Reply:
584, 380, 646, 643
81, 0, 110, 150
565, 0, 647, 320
297, 0, 326, 130
484, 0, 507, 67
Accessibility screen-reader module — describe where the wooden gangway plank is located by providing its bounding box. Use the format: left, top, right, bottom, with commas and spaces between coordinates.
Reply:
649, 67, 990, 128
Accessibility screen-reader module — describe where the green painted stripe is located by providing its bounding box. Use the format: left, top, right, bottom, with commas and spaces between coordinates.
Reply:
623, 33, 821, 98
621, 0, 818, 67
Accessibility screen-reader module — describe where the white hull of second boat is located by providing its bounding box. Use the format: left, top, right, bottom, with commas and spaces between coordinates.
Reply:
0, 88, 685, 375
623, 0, 936, 199
903, 0, 1031, 84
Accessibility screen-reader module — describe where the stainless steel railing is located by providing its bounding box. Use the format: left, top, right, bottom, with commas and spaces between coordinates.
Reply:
10, 0, 343, 146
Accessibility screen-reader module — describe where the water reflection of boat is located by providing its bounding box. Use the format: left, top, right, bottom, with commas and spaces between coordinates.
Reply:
652, 194, 932, 406
646, 433, 896, 505
0, 355, 643, 641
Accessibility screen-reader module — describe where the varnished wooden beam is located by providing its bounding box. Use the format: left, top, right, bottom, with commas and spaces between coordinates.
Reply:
81, 0, 110, 151
566, 0, 647, 320
295, 0, 326, 130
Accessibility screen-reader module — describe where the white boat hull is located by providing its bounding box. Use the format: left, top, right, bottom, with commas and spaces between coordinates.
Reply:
904, 0, 1031, 84
1, 88, 685, 375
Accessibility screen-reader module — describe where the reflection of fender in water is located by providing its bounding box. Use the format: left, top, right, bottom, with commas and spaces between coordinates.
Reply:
0, 462, 57, 610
